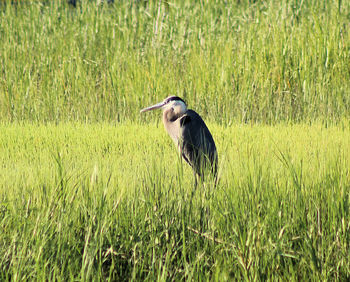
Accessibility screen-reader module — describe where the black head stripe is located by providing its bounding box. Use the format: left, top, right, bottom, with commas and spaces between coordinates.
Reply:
165, 96, 186, 105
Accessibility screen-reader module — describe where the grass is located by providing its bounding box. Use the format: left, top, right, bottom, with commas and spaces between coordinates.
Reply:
0, 0, 349, 123
0, 122, 350, 280
1, 0, 350, 280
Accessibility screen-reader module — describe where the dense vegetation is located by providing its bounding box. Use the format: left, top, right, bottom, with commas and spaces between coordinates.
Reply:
1, 0, 350, 280
1, 123, 350, 280
0, 0, 349, 123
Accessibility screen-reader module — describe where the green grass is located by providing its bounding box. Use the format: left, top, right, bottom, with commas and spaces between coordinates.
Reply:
1, 0, 350, 280
1, 123, 350, 280
0, 0, 349, 123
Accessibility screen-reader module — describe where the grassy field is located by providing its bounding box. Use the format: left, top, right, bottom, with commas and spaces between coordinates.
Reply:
1, 0, 350, 280
0, 123, 350, 280
0, 0, 349, 123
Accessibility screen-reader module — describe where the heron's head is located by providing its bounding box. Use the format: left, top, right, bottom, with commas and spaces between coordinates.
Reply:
140, 96, 187, 115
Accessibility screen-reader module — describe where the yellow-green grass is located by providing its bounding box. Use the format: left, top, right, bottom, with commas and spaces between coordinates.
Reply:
1, 0, 350, 280
1, 123, 349, 280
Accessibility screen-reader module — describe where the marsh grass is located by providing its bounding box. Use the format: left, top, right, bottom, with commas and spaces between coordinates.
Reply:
1, 0, 350, 280
0, 123, 349, 280
0, 0, 349, 123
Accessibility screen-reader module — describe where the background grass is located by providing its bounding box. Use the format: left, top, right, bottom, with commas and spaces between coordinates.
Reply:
1, 0, 350, 280
0, 0, 349, 123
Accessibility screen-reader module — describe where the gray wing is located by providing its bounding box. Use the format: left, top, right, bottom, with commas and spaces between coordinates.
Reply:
179, 110, 217, 177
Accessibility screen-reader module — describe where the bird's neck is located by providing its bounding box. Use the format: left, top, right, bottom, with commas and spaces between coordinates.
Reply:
162, 108, 183, 146
163, 107, 186, 122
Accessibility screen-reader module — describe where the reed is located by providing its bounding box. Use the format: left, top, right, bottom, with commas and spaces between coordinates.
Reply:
0, 0, 349, 123
0, 123, 349, 280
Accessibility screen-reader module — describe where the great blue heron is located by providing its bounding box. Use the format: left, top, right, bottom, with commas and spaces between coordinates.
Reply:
140, 96, 218, 183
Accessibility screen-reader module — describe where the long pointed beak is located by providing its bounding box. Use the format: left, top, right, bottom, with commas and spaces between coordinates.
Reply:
140, 101, 165, 113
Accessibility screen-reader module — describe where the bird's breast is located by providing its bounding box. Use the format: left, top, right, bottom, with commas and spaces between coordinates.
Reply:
163, 116, 182, 147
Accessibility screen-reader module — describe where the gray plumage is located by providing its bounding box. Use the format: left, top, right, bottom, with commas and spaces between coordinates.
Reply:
140, 96, 218, 180
179, 109, 217, 177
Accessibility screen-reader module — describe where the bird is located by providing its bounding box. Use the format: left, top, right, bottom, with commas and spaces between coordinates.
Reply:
140, 96, 218, 184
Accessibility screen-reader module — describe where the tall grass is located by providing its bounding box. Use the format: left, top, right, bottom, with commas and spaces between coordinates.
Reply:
0, 123, 349, 280
0, 0, 349, 123
1, 0, 350, 280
